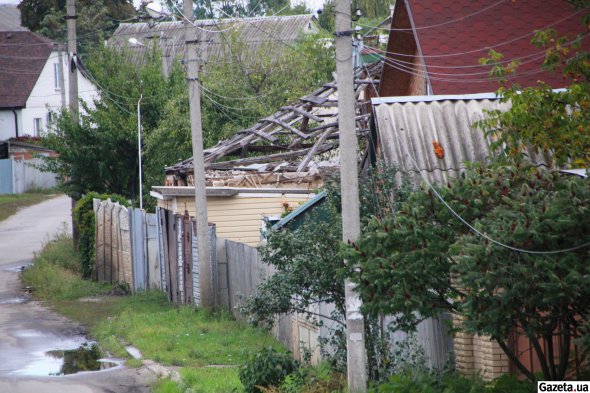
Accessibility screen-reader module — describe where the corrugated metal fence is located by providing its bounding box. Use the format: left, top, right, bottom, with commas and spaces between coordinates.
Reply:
93, 204, 452, 367
0, 158, 58, 194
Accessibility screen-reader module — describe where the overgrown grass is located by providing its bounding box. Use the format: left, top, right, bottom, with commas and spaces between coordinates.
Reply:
21, 233, 109, 300
93, 291, 280, 368
0, 190, 59, 222
26, 233, 284, 393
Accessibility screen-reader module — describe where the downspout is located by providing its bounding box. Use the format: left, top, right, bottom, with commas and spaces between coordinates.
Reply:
12, 108, 18, 138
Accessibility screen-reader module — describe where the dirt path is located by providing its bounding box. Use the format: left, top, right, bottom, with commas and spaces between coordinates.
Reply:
0, 195, 157, 393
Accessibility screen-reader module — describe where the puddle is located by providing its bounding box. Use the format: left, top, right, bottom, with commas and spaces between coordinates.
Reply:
13, 343, 122, 376
0, 296, 29, 305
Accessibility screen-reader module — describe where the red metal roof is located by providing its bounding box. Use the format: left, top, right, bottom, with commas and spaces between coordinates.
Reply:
403, 0, 588, 94
0, 31, 54, 108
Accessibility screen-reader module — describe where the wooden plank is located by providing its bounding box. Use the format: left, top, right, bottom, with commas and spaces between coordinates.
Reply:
279, 106, 323, 122
242, 127, 278, 143
182, 212, 193, 305
166, 209, 179, 304
262, 118, 308, 139
297, 128, 335, 172
300, 94, 328, 105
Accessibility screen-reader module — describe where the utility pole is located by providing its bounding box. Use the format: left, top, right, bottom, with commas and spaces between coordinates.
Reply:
57, 46, 66, 109
66, 0, 80, 246
66, 0, 79, 123
183, 0, 214, 308
334, 0, 367, 391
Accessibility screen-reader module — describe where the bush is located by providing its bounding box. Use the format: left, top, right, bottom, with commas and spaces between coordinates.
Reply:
376, 369, 536, 393
239, 347, 300, 393
73, 192, 128, 278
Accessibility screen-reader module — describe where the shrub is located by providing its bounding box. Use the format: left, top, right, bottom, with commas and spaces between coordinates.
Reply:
239, 347, 300, 393
73, 192, 129, 278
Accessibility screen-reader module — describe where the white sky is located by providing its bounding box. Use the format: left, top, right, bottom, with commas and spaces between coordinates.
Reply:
0, 0, 327, 12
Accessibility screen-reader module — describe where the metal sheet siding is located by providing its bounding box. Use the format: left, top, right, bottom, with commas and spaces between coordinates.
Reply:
374, 98, 511, 184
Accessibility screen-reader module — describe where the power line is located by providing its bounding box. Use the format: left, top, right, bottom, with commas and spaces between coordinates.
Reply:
378, 97, 590, 255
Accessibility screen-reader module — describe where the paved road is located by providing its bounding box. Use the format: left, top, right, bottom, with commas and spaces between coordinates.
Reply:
0, 195, 157, 393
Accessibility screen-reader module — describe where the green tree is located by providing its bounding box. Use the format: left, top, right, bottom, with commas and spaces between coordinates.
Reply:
346, 164, 590, 381
318, 0, 393, 32
478, 2, 590, 168
42, 45, 185, 201
44, 31, 334, 206
18, 0, 136, 52
243, 166, 404, 376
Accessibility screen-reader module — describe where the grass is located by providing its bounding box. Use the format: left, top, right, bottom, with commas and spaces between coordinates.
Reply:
25, 233, 284, 393
152, 367, 242, 393
0, 190, 60, 222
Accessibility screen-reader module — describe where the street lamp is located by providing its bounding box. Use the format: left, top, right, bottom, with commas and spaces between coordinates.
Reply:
137, 93, 143, 210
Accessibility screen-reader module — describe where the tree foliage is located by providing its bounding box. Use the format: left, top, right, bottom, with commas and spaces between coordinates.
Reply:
43, 31, 334, 206
318, 0, 392, 32
162, 0, 309, 19
18, 0, 136, 52
478, 12, 590, 168
346, 164, 590, 381
42, 45, 185, 201
242, 165, 405, 375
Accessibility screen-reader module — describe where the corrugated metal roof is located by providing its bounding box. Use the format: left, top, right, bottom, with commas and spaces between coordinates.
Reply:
108, 14, 318, 71
372, 96, 533, 184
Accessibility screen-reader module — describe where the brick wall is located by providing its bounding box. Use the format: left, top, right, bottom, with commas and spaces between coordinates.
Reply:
453, 315, 510, 380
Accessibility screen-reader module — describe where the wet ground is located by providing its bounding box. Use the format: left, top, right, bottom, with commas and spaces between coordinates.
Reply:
0, 196, 157, 393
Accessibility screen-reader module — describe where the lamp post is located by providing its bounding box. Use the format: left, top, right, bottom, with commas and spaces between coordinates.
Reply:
137, 93, 143, 210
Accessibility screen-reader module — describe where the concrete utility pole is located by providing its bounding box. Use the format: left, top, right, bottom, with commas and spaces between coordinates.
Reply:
66, 0, 80, 246
66, 0, 79, 123
183, 0, 214, 308
334, 0, 368, 391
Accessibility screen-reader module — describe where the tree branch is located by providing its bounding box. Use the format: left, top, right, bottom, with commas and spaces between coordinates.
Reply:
497, 337, 537, 382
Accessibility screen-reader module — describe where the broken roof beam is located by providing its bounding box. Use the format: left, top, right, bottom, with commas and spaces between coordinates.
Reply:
241, 127, 278, 143
207, 145, 334, 170
279, 105, 324, 122
297, 127, 335, 172
262, 118, 309, 139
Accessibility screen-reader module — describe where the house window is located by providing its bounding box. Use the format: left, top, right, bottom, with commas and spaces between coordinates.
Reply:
53, 63, 61, 90
33, 118, 42, 136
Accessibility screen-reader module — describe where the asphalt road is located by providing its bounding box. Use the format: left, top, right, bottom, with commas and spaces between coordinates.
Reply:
0, 195, 157, 393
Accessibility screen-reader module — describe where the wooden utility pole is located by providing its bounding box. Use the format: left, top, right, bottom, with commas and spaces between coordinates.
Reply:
334, 0, 368, 391
183, 0, 214, 308
66, 0, 80, 246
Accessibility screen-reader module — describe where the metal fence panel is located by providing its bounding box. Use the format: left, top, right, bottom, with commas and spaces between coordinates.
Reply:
130, 208, 146, 292
0, 158, 12, 194
156, 208, 167, 292
146, 213, 160, 290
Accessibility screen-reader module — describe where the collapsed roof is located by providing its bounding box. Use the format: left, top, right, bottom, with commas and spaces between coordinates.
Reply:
165, 60, 383, 189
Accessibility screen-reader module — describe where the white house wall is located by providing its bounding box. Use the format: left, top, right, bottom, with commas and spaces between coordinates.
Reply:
0, 110, 19, 141
20, 51, 97, 137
